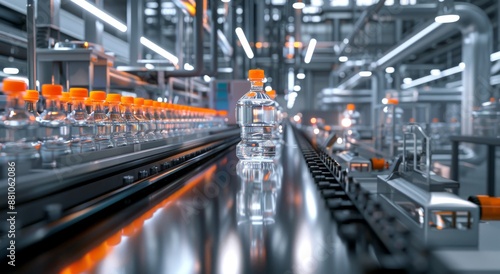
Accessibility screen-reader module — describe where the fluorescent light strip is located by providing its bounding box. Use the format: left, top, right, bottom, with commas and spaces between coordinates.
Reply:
235, 27, 254, 59
304, 38, 317, 64
70, 0, 127, 32
376, 22, 441, 67
140, 37, 179, 65
401, 65, 463, 89
490, 50, 500, 62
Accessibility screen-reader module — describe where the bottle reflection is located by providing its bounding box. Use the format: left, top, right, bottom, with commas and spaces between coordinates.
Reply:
236, 160, 280, 226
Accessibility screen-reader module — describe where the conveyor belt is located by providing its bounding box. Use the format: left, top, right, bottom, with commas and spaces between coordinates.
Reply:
7, 126, 391, 274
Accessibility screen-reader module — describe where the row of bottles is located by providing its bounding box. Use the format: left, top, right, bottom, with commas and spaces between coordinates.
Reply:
235, 69, 283, 161
0, 79, 227, 172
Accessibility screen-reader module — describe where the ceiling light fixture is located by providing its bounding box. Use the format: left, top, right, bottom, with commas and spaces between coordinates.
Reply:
403, 77, 413, 84
140, 37, 179, 65
338, 56, 348, 62
435, 0, 460, 24
70, 0, 127, 32
292, 1, 305, 9
235, 27, 254, 59
265, 86, 273, 92
359, 71, 372, 77
435, 14, 460, 23
430, 69, 441, 76
297, 72, 306, 79
304, 38, 317, 64
385, 67, 395, 74
3, 68, 19, 75
401, 64, 463, 89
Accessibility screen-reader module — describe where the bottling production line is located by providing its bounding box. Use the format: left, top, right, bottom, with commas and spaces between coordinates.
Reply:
1, 0, 500, 274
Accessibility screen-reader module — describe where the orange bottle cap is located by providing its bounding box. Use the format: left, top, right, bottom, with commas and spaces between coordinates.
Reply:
248, 69, 264, 80
90, 91, 106, 101
84, 97, 93, 106
143, 99, 153, 106
153, 101, 162, 107
24, 90, 39, 101
266, 89, 277, 100
218, 110, 228, 116
121, 96, 134, 105
3, 79, 26, 93
106, 93, 122, 102
42, 84, 63, 97
70, 88, 89, 98
347, 104, 355, 111
134, 97, 144, 106
432, 117, 439, 123
490, 97, 496, 103
161, 102, 168, 108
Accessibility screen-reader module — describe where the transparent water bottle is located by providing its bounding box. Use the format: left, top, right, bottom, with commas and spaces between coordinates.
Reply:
121, 96, 141, 144
133, 98, 153, 142
24, 90, 40, 119
152, 101, 165, 139
0, 79, 39, 177
266, 89, 283, 142
160, 102, 171, 138
38, 84, 71, 168
341, 104, 361, 140
89, 91, 113, 150
106, 94, 128, 147
236, 69, 276, 161
67, 88, 96, 153
142, 99, 158, 141
60, 91, 71, 114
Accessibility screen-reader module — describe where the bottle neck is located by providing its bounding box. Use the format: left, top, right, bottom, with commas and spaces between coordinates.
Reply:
92, 100, 105, 113
6, 93, 25, 109
122, 104, 134, 114
250, 81, 264, 92
108, 102, 121, 114
45, 97, 61, 111
25, 100, 37, 113
72, 99, 86, 112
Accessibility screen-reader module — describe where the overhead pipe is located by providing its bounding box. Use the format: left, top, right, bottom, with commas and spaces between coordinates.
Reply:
372, 2, 492, 135
27, 0, 37, 89
208, 0, 218, 77
336, 0, 386, 57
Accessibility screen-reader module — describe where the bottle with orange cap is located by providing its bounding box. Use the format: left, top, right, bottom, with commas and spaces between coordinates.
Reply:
265, 89, 283, 144
133, 97, 154, 142
106, 94, 128, 147
160, 102, 170, 138
143, 99, 159, 140
152, 101, 165, 139
381, 98, 404, 150
60, 92, 71, 114
0, 79, 40, 176
38, 84, 71, 168
89, 91, 113, 150
235, 69, 276, 160
67, 88, 96, 153
24, 90, 40, 118
121, 96, 141, 144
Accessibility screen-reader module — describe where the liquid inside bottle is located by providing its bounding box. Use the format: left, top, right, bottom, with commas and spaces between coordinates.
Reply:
142, 99, 158, 141
24, 90, 40, 119
89, 91, 113, 150
236, 69, 276, 161
106, 94, 128, 147
0, 79, 40, 177
152, 101, 165, 139
38, 84, 71, 168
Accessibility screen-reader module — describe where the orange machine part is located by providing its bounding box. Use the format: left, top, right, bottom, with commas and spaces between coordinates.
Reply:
469, 195, 500, 220
346, 103, 355, 111
370, 158, 386, 170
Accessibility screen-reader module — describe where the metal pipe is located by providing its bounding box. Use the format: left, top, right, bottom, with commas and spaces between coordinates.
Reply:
371, 3, 492, 135
27, 0, 37, 90
336, 0, 386, 56
166, 0, 204, 77
208, 0, 218, 77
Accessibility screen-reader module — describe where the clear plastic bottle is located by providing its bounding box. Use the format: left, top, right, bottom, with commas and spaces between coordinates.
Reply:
0, 79, 39, 176
60, 91, 71, 114
38, 84, 71, 168
84, 97, 93, 115
24, 90, 40, 119
152, 101, 165, 139
266, 89, 283, 143
67, 88, 96, 153
106, 94, 128, 147
160, 102, 171, 138
236, 69, 276, 161
133, 97, 152, 142
142, 99, 158, 141
121, 96, 141, 144
89, 91, 113, 150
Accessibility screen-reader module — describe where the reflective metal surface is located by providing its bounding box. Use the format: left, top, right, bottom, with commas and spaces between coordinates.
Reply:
22, 127, 361, 274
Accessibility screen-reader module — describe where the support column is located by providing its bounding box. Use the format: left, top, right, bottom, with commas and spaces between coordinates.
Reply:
127, 0, 143, 66
84, 0, 103, 45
